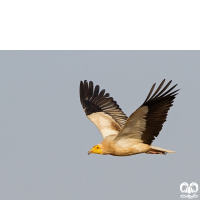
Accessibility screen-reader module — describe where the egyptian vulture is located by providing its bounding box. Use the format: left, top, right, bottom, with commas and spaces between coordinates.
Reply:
80, 79, 179, 156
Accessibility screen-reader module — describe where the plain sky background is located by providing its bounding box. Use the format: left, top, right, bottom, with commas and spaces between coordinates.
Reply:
0, 51, 199, 200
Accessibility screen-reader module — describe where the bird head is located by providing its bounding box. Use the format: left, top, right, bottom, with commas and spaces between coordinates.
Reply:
88, 145, 103, 155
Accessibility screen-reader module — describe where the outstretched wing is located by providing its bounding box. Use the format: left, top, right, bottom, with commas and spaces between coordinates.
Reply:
80, 80, 128, 138
115, 79, 179, 145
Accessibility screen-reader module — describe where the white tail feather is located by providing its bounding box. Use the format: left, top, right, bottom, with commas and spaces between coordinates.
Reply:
150, 146, 176, 153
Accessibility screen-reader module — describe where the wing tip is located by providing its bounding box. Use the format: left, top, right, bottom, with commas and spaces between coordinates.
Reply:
143, 79, 179, 105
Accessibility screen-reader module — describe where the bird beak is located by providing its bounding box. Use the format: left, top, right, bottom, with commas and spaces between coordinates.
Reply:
88, 150, 92, 155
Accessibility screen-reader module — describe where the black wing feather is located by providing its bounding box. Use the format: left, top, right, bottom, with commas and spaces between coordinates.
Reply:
141, 79, 179, 145
80, 80, 128, 127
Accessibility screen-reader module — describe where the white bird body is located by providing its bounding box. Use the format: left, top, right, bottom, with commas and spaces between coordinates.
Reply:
80, 80, 179, 156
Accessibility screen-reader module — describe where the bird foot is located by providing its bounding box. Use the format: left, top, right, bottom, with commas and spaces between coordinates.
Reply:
147, 150, 166, 155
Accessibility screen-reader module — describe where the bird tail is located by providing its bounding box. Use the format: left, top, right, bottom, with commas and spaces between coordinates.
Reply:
146, 146, 176, 155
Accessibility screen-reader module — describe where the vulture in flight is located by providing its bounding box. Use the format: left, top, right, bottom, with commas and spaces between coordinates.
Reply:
80, 79, 179, 156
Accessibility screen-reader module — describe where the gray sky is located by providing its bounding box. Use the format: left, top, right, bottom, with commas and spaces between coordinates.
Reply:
0, 51, 199, 200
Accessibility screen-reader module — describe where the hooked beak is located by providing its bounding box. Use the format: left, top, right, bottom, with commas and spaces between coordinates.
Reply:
88, 150, 92, 155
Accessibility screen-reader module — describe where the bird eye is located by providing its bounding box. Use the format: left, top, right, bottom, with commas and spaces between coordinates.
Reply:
96, 147, 99, 149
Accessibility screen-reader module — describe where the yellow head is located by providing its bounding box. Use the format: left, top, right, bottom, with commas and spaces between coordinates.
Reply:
88, 145, 103, 155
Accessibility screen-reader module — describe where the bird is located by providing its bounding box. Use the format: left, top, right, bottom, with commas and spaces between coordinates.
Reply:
79, 79, 179, 156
